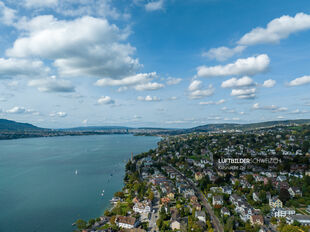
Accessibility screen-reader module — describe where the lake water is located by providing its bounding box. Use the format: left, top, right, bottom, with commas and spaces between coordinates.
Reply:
0, 134, 160, 232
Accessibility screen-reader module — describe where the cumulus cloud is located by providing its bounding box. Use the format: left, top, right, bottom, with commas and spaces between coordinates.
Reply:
188, 80, 214, 99
166, 77, 182, 85
221, 76, 254, 88
96, 73, 155, 87
24, 0, 58, 8
50, 111, 67, 117
28, 76, 75, 92
252, 103, 288, 112
203, 45, 246, 61
199, 99, 226, 105
97, 96, 115, 105
262, 79, 276, 88
0, 1, 16, 25
188, 80, 202, 91
137, 95, 161, 101
239, 13, 310, 45
0, 58, 49, 79
221, 106, 235, 113
168, 96, 178, 101
7, 15, 140, 79
6, 106, 38, 115
231, 88, 256, 99
197, 54, 270, 78
145, 0, 164, 11
288, 75, 310, 86
95, 72, 164, 91
290, 109, 308, 114
134, 82, 164, 91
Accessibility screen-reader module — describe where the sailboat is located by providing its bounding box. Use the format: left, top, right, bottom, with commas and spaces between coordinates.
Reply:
75, 170, 78, 175
101, 190, 105, 196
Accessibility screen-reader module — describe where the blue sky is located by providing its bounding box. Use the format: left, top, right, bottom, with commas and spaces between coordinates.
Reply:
0, 0, 310, 128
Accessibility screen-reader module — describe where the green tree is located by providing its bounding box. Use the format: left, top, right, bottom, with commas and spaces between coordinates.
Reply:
75, 219, 87, 230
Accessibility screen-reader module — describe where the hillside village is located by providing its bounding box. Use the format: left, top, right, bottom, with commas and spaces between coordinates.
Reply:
75, 124, 310, 232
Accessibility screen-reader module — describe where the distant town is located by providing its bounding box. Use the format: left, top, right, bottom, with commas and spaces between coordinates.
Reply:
71, 123, 310, 232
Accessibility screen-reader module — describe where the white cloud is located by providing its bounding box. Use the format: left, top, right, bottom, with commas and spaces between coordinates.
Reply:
290, 109, 306, 114
97, 96, 115, 105
137, 95, 161, 101
203, 45, 246, 61
288, 75, 310, 87
6, 106, 38, 115
134, 82, 164, 91
262, 79, 276, 88
197, 54, 270, 78
239, 13, 310, 45
168, 96, 178, 100
0, 58, 49, 79
188, 80, 214, 99
145, 0, 164, 11
50, 111, 67, 117
221, 76, 254, 88
188, 80, 202, 91
190, 86, 214, 99
199, 99, 226, 105
28, 76, 75, 92
166, 77, 182, 85
95, 72, 164, 91
221, 106, 235, 113
231, 88, 256, 99
0, 1, 16, 25
95, 72, 156, 87
7, 16, 140, 79
252, 103, 288, 112
24, 0, 58, 8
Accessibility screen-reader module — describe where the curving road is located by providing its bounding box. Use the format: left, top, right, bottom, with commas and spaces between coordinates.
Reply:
168, 165, 224, 232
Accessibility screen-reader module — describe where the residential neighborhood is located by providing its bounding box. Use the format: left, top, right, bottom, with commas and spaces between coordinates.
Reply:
74, 124, 310, 232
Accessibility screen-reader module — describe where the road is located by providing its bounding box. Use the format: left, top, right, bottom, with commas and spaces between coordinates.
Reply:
148, 190, 160, 232
168, 165, 224, 232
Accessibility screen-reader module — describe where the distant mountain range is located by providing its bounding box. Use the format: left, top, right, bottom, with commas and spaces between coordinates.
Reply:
188, 119, 310, 132
0, 119, 46, 131
1, 118, 310, 139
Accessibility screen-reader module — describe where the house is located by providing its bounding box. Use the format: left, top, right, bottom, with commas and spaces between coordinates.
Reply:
170, 220, 181, 230
190, 196, 198, 204
195, 211, 206, 223
193, 203, 202, 211
287, 215, 310, 225
195, 172, 204, 181
252, 192, 260, 202
161, 197, 170, 205
115, 216, 138, 229
269, 197, 283, 208
240, 207, 253, 222
277, 175, 287, 182
288, 187, 302, 198
221, 207, 230, 216
167, 192, 175, 200
222, 186, 232, 195
133, 200, 152, 214
250, 215, 264, 225
183, 189, 195, 198
212, 195, 223, 206
271, 208, 295, 218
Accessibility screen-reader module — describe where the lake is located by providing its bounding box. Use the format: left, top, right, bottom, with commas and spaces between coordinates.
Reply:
0, 134, 160, 232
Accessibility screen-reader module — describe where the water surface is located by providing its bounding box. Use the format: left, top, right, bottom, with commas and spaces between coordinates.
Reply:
0, 134, 160, 232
